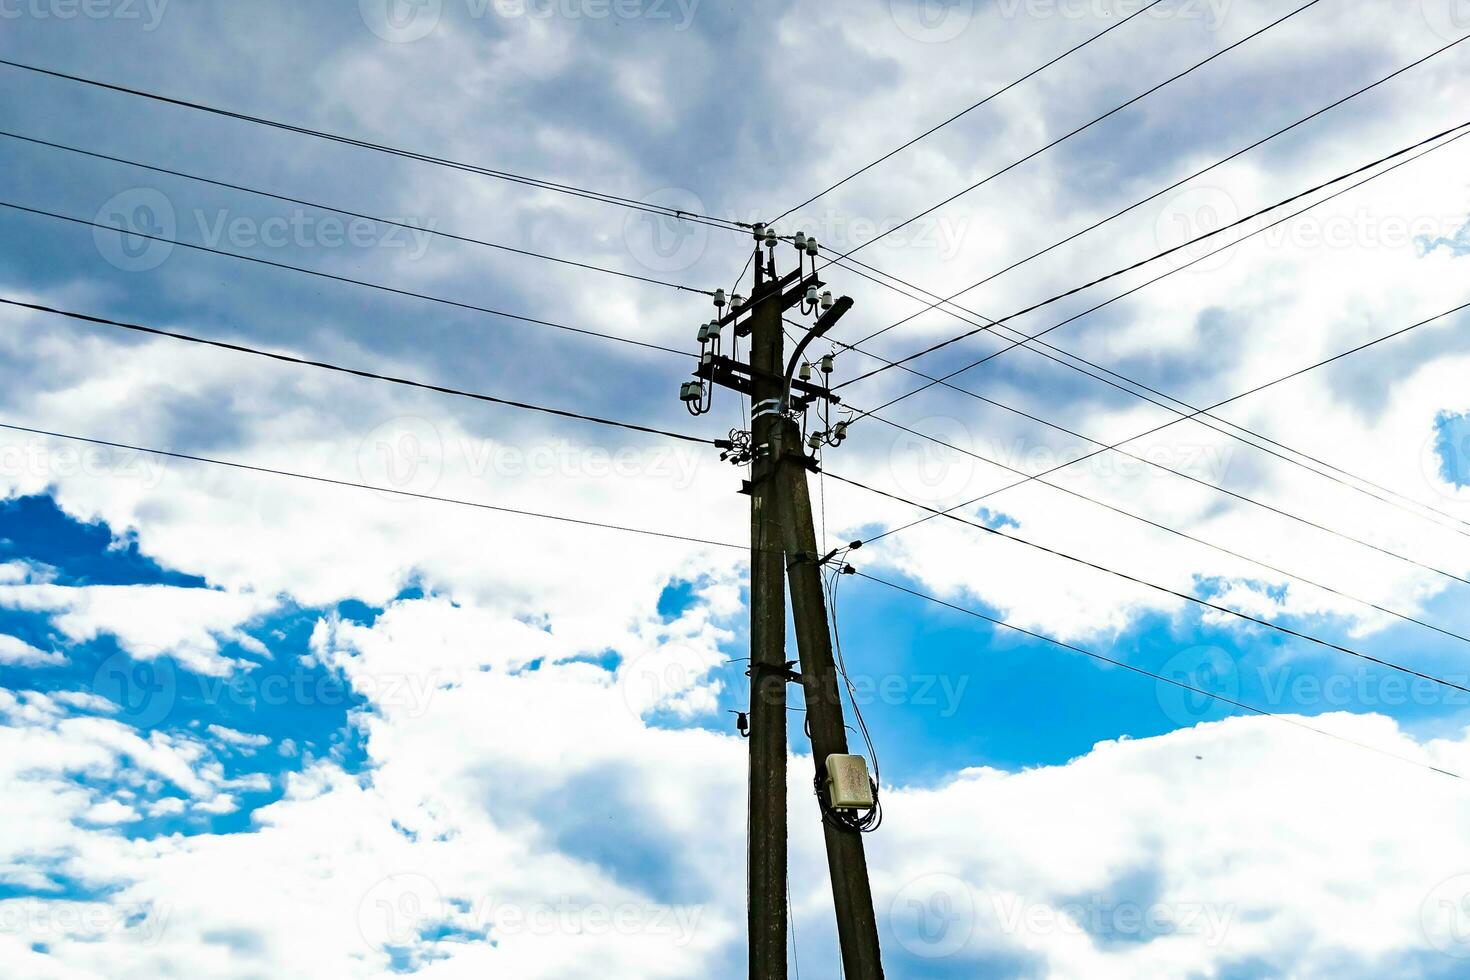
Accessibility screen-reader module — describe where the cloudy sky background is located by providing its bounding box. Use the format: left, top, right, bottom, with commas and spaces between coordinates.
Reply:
3, 0, 1470, 976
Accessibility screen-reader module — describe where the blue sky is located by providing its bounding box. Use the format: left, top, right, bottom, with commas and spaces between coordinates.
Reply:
3, 1, 1470, 977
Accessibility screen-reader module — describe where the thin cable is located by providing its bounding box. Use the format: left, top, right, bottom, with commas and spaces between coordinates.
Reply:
770, 0, 1167, 224
0, 58, 749, 235
0, 129, 716, 296
815, 0, 1326, 268
0, 199, 689, 358
820, 126, 1470, 540
857, 409, 1470, 648
0, 298, 716, 445
856, 572, 1461, 780
852, 31, 1470, 347
0, 421, 745, 550
829, 470, 1470, 692
845, 187, 1470, 553
838, 117, 1470, 389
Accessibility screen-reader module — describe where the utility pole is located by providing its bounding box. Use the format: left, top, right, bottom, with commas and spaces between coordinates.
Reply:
746, 245, 789, 980
682, 224, 884, 979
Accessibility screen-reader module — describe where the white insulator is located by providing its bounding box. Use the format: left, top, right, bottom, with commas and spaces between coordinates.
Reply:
821, 290, 834, 310
805, 286, 818, 303
680, 382, 699, 402
808, 432, 823, 450
800, 362, 813, 382
701, 351, 714, 367
752, 222, 766, 241
764, 229, 778, 248
731, 293, 744, 309
821, 353, 835, 374
805, 236, 819, 256
713, 288, 726, 308
794, 231, 808, 249
708, 320, 723, 339
833, 421, 849, 440
697, 323, 711, 343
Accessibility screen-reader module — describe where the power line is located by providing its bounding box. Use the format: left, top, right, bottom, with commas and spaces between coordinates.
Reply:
851, 31, 1470, 348
814, 0, 1326, 268
0, 199, 690, 358
0, 129, 716, 297
814, 125, 1470, 538
769, 0, 1167, 224
837, 117, 1470, 390
856, 297, 1470, 554
0, 58, 750, 236
828, 470, 1470, 692
0, 420, 744, 550
855, 571, 1461, 780
858, 409, 1470, 649
0, 297, 716, 445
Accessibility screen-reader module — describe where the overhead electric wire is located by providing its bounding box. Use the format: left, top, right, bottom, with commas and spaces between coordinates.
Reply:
0, 58, 750, 236
911, 297, 1470, 543
813, 0, 1326, 268
843, 298, 1470, 586
813, 125, 1470, 539
828, 470, 1470, 691
856, 571, 1461, 780
0, 199, 690, 358
851, 31, 1470, 347
0, 129, 716, 296
837, 117, 1470, 390
0, 298, 716, 445
831, 139, 1470, 555
0, 421, 745, 550
769, 0, 1168, 224
857, 409, 1470, 649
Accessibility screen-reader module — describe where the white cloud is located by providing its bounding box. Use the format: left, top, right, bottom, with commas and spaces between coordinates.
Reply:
0, 633, 64, 667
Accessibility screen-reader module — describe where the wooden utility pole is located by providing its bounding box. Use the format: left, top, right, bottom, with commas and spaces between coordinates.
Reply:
775, 420, 884, 979
746, 249, 789, 980
689, 227, 884, 978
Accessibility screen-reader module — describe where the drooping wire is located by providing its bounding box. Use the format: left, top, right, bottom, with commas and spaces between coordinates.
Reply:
0, 129, 717, 296
0, 200, 691, 358
770, 0, 1168, 224
810, 0, 1327, 270
0, 298, 719, 445
0, 58, 752, 236
0, 421, 748, 551
847, 30, 1470, 348
857, 571, 1461, 780
810, 125, 1470, 543
835, 116, 1470, 391
827, 470, 1470, 693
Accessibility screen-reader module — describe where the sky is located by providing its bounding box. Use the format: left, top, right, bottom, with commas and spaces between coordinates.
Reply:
2, 0, 1470, 976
